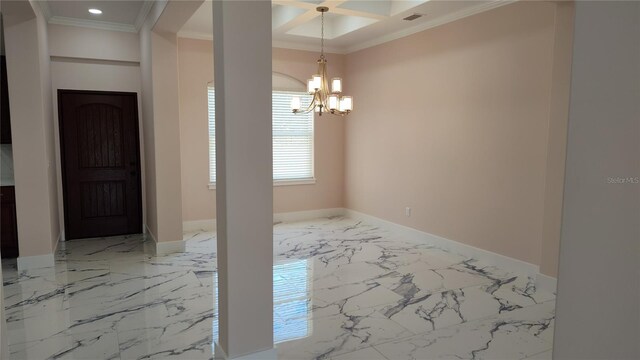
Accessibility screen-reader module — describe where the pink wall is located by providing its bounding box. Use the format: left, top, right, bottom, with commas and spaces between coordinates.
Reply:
3, 1, 59, 257
178, 39, 345, 221
344, 1, 569, 272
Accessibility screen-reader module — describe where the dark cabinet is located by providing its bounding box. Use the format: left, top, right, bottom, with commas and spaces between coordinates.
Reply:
1, 55, 12, 144
1, 186, 19, 258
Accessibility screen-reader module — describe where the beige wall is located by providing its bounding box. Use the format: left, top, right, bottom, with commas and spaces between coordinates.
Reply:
3, 0, 59, 257
48, 24, 139, 62
139, 8, 159, 240
138, 0, 194, 243
344, 1, 568, 270
554, 1, 640, 357
540, 1, 574, 278
178, 39, 345, 222
48, 24, 144, 241
150, 30, 183, 242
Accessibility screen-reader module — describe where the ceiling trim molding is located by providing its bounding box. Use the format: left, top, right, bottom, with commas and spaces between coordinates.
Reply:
175, 33, 346, 54
345, 0, 518, 54
272, 40, 344, 55
134, 1, 154, 31
177, 30, 213, 41
48, 16, 137, 33
37, 1, 53, 20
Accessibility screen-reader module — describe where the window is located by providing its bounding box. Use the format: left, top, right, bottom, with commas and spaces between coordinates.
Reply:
208, 86, 314, 186
208, 85, 216, 184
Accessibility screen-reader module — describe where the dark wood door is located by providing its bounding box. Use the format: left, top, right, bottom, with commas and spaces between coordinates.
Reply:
1, 56, 12, 144
59, 90, 142, 240
1, 186, 19, 258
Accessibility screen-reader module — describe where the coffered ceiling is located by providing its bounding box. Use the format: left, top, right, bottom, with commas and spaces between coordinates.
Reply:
180, 0, 516, 54
33, 1, 517, 53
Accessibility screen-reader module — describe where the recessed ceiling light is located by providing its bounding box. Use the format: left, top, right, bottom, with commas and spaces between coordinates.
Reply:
88, 8, 102, 15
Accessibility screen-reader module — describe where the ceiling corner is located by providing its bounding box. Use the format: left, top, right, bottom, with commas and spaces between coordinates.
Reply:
134, 1, 154, 31
37, 0, 52, 20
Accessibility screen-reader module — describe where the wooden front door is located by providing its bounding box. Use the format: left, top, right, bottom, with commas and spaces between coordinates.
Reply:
58, 90, 142, 240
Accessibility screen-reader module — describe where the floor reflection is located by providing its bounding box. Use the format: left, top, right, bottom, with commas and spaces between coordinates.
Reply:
211, 259, 312, 345
3, 217, 556, 359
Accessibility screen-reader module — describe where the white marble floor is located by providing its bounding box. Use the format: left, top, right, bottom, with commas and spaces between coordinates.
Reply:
2, 217, 555, 359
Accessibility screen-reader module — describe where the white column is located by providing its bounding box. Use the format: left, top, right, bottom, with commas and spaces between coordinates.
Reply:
553, 1, 639, 359
212, 1, 274, 359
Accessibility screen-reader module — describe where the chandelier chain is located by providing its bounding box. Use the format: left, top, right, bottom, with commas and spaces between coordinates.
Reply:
320, 10, 325, 58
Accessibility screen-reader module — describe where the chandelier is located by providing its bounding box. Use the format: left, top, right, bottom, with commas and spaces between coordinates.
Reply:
291, 6, 353, 116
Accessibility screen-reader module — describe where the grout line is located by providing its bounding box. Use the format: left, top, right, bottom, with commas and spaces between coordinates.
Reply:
371, 344, 392, 360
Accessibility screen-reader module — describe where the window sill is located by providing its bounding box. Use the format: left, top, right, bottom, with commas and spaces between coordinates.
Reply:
274, 178, 316, 187
208, 178, 316, 190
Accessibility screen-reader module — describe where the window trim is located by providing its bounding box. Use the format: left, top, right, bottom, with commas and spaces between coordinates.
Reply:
208, 177, 316, 190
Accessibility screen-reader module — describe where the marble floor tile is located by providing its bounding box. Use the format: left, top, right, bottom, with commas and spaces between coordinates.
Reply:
3, 217, 556, 360
9, 329, 120, 360
276, 307, 413, 360
330, 346, 388, 360
524, 349, 553, 359
374, 301, 555, 360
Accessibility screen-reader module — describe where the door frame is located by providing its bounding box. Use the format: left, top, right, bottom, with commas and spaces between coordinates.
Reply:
57, 89, 143, 240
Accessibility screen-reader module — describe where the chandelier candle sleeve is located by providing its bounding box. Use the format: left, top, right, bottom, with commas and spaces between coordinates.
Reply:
292, 6, 353, 116
331, 78, 342, 93
328, 94, 339, 110
291, 96, 301, 111
340, 96, 353, 112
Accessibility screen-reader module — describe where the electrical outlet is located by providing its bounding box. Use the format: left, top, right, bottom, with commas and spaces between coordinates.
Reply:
405, 207, 411, 217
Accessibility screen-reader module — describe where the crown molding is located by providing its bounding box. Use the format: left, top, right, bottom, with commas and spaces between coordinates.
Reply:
345, 0, 518, 54
272, 40, 345, 55
177, 30, 213, 41
37, 0, 53, 20
176, 32, 346, 54
48, 16, 137, 33
134, 1, 154, 31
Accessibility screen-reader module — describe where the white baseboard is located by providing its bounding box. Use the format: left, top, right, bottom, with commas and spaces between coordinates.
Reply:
183, 219, 216, 232
214, 343, 277, 360
155, 240, 186, 255
53, 233, 61, 253
183, 208, 346, 233
180, 207, 555, 292
17, 253, 55, 270
273, 207, 345, 223
344, 209, 540, 278
145, 224, 186, 256
536, 273, 558, 293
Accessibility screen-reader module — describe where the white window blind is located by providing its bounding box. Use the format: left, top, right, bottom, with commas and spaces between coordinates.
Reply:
272, 91, 314, 181
208, 87, 313, 184
208, 85, 216, 184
